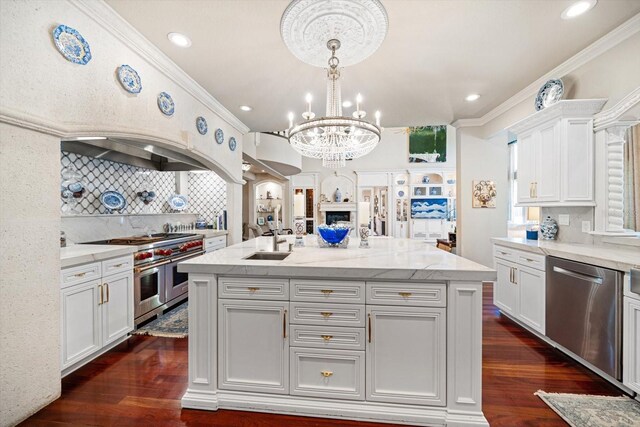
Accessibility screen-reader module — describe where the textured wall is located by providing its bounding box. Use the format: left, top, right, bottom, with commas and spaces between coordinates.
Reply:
0, 124, 62, 426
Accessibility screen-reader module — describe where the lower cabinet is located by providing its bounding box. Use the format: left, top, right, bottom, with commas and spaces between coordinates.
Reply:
623, 296, 640, 394
366, 305, 446, 406
494, 260, 518, 315
218, 299, 289, 394
103, 272, 134, 346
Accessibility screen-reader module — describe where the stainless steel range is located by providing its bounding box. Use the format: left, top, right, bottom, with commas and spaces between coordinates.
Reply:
85, 233, 204, 325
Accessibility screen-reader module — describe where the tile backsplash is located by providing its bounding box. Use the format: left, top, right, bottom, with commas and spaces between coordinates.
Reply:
540, 206, 595, 244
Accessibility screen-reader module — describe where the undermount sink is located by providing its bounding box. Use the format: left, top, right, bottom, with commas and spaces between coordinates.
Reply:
244, 252, 291, 261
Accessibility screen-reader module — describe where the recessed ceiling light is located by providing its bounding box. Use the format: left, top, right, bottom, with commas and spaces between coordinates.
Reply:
239, 105, 253, 112
342, 100, 353, 108
167, 32, 192, 48
561, 0, 597, 19
465, 94, 481, 102
68, 136, 107, 141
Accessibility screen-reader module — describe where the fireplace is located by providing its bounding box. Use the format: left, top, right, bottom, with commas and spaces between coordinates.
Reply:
326, 211, 350, 225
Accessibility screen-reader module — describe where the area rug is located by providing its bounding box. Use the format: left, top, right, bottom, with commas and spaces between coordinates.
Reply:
535, 390, 640, 427
132, 302, 188, 338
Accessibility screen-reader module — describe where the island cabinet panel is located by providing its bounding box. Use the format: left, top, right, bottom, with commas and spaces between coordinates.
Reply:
290, 279, 365, 304
61, 279, 102, 368
218, 299, 289, 394
366, 305, 446, 406
218, 277, 289, 301
366, 282, 446, 307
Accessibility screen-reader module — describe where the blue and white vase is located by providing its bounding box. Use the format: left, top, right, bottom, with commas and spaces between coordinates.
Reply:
334, 188, 342, 202
540, 216, 558, 240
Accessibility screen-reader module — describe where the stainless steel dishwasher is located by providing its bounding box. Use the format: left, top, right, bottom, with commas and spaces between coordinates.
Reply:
546, 256, 623, 380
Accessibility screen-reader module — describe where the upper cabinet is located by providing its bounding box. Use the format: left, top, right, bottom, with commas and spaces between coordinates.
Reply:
509, 99, 607, 207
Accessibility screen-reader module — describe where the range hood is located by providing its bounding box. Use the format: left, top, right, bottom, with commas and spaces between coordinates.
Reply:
61, 137, 208, 171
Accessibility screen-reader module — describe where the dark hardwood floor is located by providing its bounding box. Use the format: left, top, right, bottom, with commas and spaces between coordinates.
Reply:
21, 284, 623, 426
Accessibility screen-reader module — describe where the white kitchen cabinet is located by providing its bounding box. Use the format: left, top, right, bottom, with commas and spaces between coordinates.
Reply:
204, 235, 226, 253
509, 99, 605, 207
102, 272, 134, 346
218, 299, 289, 394
623, 296, 640, 394
366, 305, 446, 406
61, 279, 102, 368
493, 244, 546, 334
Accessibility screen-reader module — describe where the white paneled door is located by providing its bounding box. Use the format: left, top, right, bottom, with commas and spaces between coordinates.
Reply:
61, 280, 101, 368
102, 272, 134, 346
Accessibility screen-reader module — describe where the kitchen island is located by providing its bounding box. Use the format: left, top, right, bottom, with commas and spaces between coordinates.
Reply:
178, 236, 496, 426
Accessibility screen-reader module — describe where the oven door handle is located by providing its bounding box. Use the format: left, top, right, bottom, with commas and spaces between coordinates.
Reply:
135, 259, 171, 274
170, 251, 204, 263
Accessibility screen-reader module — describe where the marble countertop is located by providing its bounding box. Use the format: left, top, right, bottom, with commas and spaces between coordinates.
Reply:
61, 244, 136, 269
492, 237, 639, 273
179, 236, 496, 282
196, 230, 228, 238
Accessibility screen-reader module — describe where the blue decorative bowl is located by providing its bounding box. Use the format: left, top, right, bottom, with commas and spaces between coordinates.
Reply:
317, 224, 351, 245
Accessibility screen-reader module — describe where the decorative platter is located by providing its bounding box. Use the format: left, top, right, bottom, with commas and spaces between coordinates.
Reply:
52, 24, 92, 65
100, 190, 126, 212
157, 92, 175, 116
215, 128, 224, 144
229, 136, 237, 151
398, 190, 405, 198
117, 64, 142, 94
196, 116, 208, 135
535, 79, 564, 111
168, 194, 188, 211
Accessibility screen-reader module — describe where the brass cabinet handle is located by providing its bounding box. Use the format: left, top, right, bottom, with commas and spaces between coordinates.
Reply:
104, 283, 109, 303
248, 287, 260, 293
320, 289, 333, 295
75, 272, 86, 278
368, 313, 372, 343
98, 284, 103, 305
283, 309, 287, 339
320, 371, 333, 378
113, 263, 124, 268
524, 258, 535, 263
529, 183, 533, 198
513, 268, 518, 285
320, 312, 332, 318
398, 292, 412, 298
533, 182, 537, 199
509, 267, 513, 283
321, 335, 333, 341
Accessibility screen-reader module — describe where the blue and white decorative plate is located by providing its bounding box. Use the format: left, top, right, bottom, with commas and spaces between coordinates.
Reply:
52, 24, 92, 65
100, 191, 126, 211
168, 194, 188, 211
229, 137, 237, 151
398, 190, 405, 198
117, 64, 142, 94
157, 92, 175, 116
196, 116, 208, 135
535, 79, 564, 111
215, 128, 224, 144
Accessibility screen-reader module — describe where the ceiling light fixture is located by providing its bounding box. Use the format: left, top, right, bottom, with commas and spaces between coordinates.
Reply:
242, 162, 252, 172
286, 39, 382, 169
561, 0, 597, 19
68, 136, 107, 141
240, 105, 253, 112
465, 94, 481, 102
342, 100, 353, 108
167, 32, 192, 48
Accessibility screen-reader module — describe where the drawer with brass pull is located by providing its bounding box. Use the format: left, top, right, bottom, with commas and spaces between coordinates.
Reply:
101, 255, 133, 277
290, 347, 364, 401
218, 277, 289, 300
290, 325, 365, 350
60, 262, 101, 288
516, 252, 546, 271
290, 279, 365, 304
366, 282, 446, 307
493, 245, 517, 263
290, 302, 365, 327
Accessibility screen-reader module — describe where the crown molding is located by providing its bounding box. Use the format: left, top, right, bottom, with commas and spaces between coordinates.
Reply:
508, 99, 607, 134
69, 0, 250, 134
593, 86, 640, 131
453, 12, 640, 129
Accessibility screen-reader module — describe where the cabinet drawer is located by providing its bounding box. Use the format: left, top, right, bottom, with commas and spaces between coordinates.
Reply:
290, 302, 365, 327
515, 252, 546, 271
493, 245, 517, 262
60, 262, 101, 288
101, 255, 133, 277
290, 280, 365, 304
218, 277, 289, 300
205, 236, 226, 252
290, 348, 364, 401
366, 282, 446, 307
290, 325, 365, 351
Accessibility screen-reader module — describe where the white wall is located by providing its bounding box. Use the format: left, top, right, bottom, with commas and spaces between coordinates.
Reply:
456, 129, 509, 267
0, 0, 246, 423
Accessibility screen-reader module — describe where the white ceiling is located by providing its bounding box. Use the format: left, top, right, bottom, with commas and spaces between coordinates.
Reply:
106, 0, 640, 132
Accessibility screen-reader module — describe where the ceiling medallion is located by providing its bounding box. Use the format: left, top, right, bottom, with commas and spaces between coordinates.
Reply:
280, 0, 388, 68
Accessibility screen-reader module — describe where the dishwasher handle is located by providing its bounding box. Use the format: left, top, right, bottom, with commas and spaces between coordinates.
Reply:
553, 266, 603, 285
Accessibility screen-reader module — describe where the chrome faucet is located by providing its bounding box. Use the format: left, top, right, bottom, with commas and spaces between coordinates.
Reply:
272, 231, 287, 252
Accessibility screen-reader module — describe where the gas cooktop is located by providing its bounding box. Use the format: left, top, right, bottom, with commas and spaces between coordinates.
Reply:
84, 233, 198, 246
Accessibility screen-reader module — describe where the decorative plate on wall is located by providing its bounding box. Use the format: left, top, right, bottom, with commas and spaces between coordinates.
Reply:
215, 128, 224, 144
117, 64, 142, 94
157, 92, 175, 116
100, 190, 127, 212
168, 194, 188, 211
52, 24, 92, 65
535, 79, 564, 111
196, 116, 208, 135
228, 137, 237, 151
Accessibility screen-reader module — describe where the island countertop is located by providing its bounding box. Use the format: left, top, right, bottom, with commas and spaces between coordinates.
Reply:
179, 235, 496, 282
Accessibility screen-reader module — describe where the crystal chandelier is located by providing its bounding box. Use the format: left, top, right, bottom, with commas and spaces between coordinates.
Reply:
286, 39, 382, 169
